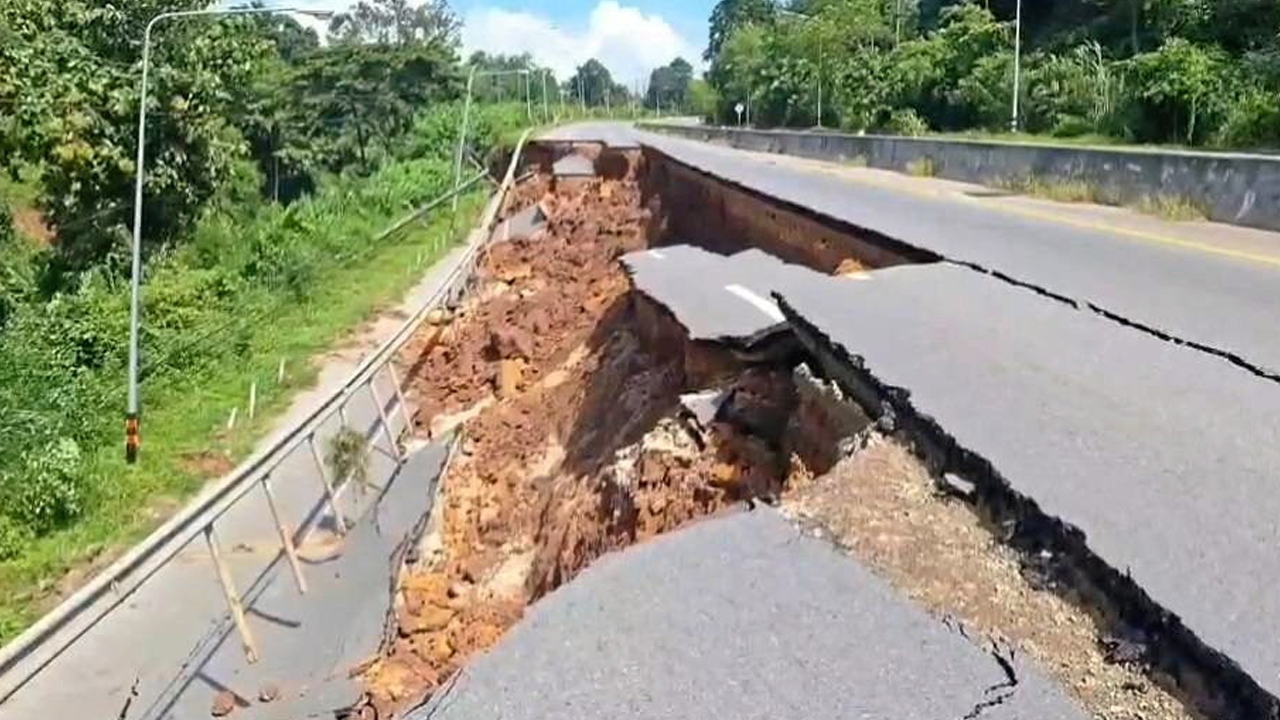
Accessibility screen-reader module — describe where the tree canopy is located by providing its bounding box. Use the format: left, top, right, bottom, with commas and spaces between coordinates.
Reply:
329, 0, 461, 47
647, 58, 695, 111
565, 59, 630, 107
701, 0, 1280, 148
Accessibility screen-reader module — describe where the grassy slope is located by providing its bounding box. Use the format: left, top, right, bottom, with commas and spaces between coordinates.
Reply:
0, 190, 488, 640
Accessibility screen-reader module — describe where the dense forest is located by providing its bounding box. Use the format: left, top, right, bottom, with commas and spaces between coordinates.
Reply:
702, 0, 1280, 148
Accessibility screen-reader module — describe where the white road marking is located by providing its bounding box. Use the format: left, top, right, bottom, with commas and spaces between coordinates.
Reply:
723, 284, 785, 323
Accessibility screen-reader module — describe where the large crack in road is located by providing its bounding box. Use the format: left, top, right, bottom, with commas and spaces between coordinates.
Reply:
349, 142, 1254, 720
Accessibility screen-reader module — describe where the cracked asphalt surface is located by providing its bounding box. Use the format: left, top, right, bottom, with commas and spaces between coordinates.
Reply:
410, 509, 1086, 720
622, 246, 810, 343
622, 235, 1280, 700
550, 121, 1280, 690
635, 126, 1280, 379
776, 263, 1280, 700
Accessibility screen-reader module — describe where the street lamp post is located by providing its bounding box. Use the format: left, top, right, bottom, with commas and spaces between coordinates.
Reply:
127, 6, 332, 463
523, 70, 532, 122
540, 69, 550, 122
1011, 0, 1023, 132
453, 67, 535, 210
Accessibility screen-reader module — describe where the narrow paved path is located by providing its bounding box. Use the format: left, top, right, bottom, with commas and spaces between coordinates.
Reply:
0, 241, 476, 720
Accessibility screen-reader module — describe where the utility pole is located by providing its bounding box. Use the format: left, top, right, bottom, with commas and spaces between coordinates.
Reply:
1011, 0, 1022, 132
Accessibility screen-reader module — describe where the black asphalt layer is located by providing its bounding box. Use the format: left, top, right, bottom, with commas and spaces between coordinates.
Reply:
145, 440, 448, 720
637, 130, 1280, 379
411, 509, 1086, 720
775, 263, 1280, 701
622, 245, 822, 343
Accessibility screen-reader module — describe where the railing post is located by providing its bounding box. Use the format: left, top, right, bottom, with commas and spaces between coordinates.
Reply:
203, 526, 260, 664
307, 433, 347, 536
260, 475, 307, 595
386, 364, 414, 432
369, 377, 402, 464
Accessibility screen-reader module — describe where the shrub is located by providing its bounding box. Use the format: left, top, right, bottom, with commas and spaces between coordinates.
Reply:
0, 516, 33, 561
1126, 38, 1234, 145
1215, 89, 1280, 148
3, 438, 85, 535
884, 108, 930, 137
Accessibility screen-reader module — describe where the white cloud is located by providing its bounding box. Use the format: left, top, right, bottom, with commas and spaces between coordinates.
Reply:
461, 1, 701, 87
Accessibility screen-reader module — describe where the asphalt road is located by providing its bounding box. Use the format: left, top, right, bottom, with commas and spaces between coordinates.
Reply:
412, 509, 1086, 720
622, 246, 808, 343
623, 236, 1280, 702
539, 122, 643, 148
776, 263, 1280, 701
544, 123, 1280, 702
634, 127, 1280, 378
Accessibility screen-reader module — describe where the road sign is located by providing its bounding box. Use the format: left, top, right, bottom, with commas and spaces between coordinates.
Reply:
735, 102, 745, 126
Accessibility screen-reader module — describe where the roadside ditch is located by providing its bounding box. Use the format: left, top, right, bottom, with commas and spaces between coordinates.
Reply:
352, 143, 1235, 720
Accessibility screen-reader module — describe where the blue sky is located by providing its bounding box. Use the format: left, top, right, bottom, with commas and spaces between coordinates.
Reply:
235, 0, 713, 84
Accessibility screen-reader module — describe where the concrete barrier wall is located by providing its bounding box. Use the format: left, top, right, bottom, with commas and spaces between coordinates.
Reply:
639, 124, 1280, 232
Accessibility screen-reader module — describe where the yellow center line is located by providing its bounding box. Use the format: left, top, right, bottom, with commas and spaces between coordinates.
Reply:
782, 156, 1280, 271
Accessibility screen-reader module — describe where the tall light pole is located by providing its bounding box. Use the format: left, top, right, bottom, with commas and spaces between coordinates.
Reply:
453, 67, 532, 211
540, 69, 550, 122
523, 69, 532, 122
779, 9, 822, 128
1011, 0, 1023, 132
126, 6, 332, 463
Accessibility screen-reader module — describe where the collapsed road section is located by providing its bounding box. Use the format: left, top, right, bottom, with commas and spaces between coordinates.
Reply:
340, 136, 1271, 720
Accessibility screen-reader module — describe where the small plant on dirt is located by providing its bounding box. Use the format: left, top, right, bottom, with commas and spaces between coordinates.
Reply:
326, 427, 371, 495
905, 157, 937, 177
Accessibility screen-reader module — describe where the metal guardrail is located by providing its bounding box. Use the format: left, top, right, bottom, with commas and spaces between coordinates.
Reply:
0, 128, 534, 701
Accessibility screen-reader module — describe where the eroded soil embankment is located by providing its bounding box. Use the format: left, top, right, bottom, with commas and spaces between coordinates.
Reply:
362, 170, 810, 716
362, 150, 1202, 720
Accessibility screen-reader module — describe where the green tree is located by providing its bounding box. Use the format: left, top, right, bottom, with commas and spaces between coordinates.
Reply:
647, 57, 695, 111
1127, 36, 1231, 143
0, 1, 275, 273
329, 0, 461, 47
566, 59, 618, 106
706, 0, 776, 60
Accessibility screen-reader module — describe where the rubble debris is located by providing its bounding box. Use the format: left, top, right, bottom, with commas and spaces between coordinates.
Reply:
210, 691, 236, 717
368, 163, 804, 718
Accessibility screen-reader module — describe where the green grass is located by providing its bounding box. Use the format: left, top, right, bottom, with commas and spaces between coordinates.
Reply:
996, 176, 1107, 204
1131, 194, 1207, 221
0, 166, 40, 210
995, 175, 1207, 222
927, 130, 1204, 153
0, 190, 489, 641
